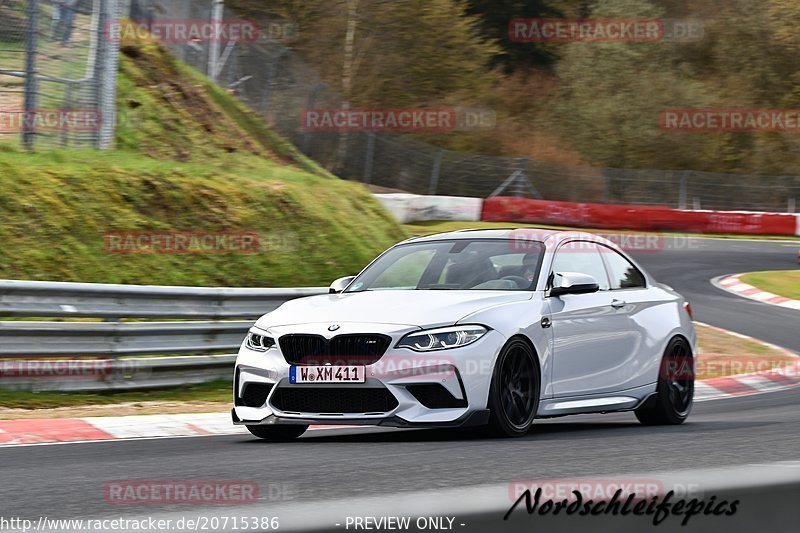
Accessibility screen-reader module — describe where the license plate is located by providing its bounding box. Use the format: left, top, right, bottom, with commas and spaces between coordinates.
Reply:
289, 365, 366, 384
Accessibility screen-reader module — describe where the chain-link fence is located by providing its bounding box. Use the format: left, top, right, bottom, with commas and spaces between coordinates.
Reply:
0, 0, 119, 149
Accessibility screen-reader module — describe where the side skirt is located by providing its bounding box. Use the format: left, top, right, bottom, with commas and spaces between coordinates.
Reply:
536, 384, 657, 417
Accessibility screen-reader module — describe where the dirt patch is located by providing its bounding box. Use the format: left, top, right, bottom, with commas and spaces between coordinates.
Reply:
0, 89, 23, 111
696, 322, 797, 379
119, 38, 274, 161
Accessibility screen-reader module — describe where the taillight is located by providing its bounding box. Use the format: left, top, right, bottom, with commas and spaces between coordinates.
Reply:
683, 302, 693, 320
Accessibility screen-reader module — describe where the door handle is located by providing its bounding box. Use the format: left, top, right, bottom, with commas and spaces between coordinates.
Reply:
610, 299, 626, 309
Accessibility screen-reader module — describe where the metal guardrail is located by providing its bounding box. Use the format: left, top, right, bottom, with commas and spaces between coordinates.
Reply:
0, 279, 327, 319
0, 279, 328, 391
0, 320, 254, 357
0, 354, 238, 392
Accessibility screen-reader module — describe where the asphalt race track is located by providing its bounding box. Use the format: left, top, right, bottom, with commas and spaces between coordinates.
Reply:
1, 236, 798, 525
636, 236, 800, 352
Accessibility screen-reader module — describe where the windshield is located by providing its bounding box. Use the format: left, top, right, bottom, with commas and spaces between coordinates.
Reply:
346, 239, 545, 292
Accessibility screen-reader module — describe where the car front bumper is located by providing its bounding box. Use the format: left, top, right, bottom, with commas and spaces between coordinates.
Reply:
232, 322, 505, 428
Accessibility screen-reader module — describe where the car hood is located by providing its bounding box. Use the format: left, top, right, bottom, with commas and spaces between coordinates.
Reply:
255, 290, 534, 329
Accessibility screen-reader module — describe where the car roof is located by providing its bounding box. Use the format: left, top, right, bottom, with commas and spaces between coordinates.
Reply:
401, 228, 615, 248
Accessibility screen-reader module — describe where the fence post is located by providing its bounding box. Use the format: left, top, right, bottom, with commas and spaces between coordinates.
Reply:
362, 132, 375, 184
59, 82, 76, 148
301, 82, 327, 154
208, 0, 225, 82
97, 0, 121, 150
789, 197, 796, 214
513, 158, 526, 198
428, 150, 444, 195
260, 48, 288, 121
602, 171, 610, 202
678, 172, 688, 210
22, 0, 39, 150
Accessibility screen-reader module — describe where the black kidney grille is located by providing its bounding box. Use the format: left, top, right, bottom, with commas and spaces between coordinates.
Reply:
279, 335, 326, 364
279, 334, 391, 365
271, 387, 399, 414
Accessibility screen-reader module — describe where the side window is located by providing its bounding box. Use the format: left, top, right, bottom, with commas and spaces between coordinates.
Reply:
551, 242, 610, 290
602, 247, 646, 289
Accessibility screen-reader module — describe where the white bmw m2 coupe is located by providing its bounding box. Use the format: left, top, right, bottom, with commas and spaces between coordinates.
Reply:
233, 229, 696, 440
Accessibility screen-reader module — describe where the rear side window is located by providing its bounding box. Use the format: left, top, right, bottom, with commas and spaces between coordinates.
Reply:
602, 247, 646, 289
551, 242, 610, 290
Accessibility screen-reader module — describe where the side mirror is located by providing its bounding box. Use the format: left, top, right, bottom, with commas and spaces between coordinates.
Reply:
329, 276, 356, 294
550, 272, 600, 297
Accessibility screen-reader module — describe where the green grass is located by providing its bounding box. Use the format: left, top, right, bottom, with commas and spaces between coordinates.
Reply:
0, 380, 231, 410
0, 37, 407, 287
403, 220, 800, 241
0, 146, 406, 286
740, 270, 800, 300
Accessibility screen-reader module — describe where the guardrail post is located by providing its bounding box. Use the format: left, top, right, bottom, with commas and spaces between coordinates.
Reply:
22, 0, 39, 150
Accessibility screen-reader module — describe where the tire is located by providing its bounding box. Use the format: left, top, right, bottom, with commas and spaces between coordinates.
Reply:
635, 337, 694, 425
486, 338, 540, 437
246, 424, 308, 441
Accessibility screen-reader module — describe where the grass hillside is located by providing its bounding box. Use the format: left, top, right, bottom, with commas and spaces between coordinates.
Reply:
0, 38, 407, 287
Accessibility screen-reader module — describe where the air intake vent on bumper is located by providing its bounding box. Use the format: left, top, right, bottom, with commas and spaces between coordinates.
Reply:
241, 383, 273, 408
271, 387, 398, 414
406, 384, 467, 409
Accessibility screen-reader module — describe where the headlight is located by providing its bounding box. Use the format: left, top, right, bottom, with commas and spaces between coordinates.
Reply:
246, 331, 275, 352
396, 325, 487, 352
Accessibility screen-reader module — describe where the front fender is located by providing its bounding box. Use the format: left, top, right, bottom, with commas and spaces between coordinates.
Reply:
459, 294, 554, 399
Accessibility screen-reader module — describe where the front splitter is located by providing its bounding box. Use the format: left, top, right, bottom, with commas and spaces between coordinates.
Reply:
232, 408, 490, 429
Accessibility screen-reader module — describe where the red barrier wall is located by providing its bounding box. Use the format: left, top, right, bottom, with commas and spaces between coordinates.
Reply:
481, 197, 799, 235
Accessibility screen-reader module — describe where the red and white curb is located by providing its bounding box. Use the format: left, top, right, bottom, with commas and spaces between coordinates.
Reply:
1, 324, 798, 446
713, 273, 800, 311
0, 413, 361, 446
693, 321, 800, 402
